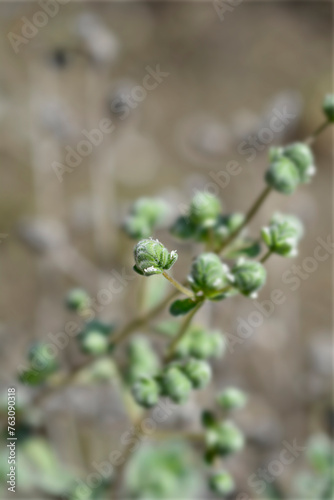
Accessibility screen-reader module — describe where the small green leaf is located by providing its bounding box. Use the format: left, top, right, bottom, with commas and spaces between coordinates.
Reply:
170, 298, 199, 316
225, 239, 261, 259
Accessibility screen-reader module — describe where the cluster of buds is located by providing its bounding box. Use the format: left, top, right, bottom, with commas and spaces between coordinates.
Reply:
123, 197, 168, 239
261, 212, 304, 257
171, 325, 225, 360
265, 142, 315, 194
201, 387, 247, 495
171, 192, 248, 251
131, 357, 212, 408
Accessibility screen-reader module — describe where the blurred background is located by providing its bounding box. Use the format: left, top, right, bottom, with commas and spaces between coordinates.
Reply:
0, 1, 332, 499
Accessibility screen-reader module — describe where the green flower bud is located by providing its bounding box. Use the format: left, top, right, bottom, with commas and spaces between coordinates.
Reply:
265, 156, 300, 194
323, 94, 334, 122
182, 358, 212, 389
132, 377, 160, 408
19, 342, 58, 385
189, 192, 221, 228
126, 337, 159, 383
188, 253, 231, 299
132, 197, 168, 226
161, 366, 192, 404
282, 142, 315, 184
206, 420, 244, 456
230, 259, 266, 298
65, 288, 90, 312
123, 215, 152, 239
133, 238, 178, 276
28, 342, 58, 374
216, 387, 247, 410
124, 198, 168, 239
209, 471, 235, 496
176, 327, 225, 360
78, 320, 114, 355
261, 212, 304, 257
80, 330, 109, 355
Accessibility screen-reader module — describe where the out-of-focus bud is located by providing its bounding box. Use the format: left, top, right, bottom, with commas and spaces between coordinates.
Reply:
216, 387, 247, 411
323, 94, 334, 122
19, 342, 58, 386
161, 366, 192, 404
265, 156, 300, 194
208, 471, 235, 496
261, 212, 304, 257
188, 253, 231, 299
78, 320, 114, 355
182, 358, 212, 389
205, 420, 245, 457
65, 288, 90, 312
131, 377, 160, 408
189, 192, 221, 228
126, 337, 159, 383
123, 215, 152, 240
124, 198, 169, 239
282, 142, 315, 184
229, 259, 266, 298
170, 215, 197, 240
133, 238, 178, 276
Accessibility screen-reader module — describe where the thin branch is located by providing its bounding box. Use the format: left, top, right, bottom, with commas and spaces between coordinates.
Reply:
218, 186, 272, 254
162, 271, 194, 298
164, 301, 203, 363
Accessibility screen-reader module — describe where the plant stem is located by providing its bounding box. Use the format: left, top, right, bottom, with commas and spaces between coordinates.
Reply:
162, 271, 194, 298
164, 301, 203, 362
33, 289, 180, 407
305, 119, 330, 145
218, 186, 272, 254
111, 288, 179, 346
260, 249, 272, 263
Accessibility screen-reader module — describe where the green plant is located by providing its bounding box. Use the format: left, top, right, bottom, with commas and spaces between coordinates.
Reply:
16, 95, 333, 499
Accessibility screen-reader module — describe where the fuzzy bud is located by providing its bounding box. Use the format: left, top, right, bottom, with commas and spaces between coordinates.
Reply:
65, 288, 90, 312
78, 320, 113, 355
265, 156, 300, 194
230, 259, 266, 298
188, 253, 231, 299
161, 366, 192, 404
189, 192, 221, 228
131, 377, 160, 408
205, 420, 245, 457
124, 198, 168, 239
216, 387, 247, 410
323, 94, 334, 122
282, 142, 315, 184
209, 471, 235, 496
133, 238, 178, 276
182, 358, 212, 389
261, 213, 304, 257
